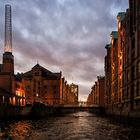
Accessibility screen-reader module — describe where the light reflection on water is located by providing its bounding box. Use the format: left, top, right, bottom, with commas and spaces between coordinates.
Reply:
0, 112, 140, 140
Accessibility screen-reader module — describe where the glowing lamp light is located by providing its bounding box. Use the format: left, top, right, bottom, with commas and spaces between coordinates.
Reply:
3, 96, 5, 103
13, 96, 16, 105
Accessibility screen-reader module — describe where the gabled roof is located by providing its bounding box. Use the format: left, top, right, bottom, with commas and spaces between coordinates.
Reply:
32, 63, 52, 75
19, 64, 61, 80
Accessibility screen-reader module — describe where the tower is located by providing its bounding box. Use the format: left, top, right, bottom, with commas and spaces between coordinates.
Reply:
2, 4, 14, 74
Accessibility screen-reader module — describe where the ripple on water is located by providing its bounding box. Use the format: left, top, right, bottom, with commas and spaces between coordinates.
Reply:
0, 112, 140, 140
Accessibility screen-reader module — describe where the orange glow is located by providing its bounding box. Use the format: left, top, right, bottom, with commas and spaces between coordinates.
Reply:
3, 96, 5, 103
13, 96, 15, 105
23, 99, 26, 105
20, 99, 22, 106
9, 97, 12, 104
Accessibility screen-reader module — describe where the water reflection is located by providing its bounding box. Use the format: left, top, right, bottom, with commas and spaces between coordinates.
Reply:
0, 112, 140, 140
9, 121, 33, 140
0, 120, 32, 140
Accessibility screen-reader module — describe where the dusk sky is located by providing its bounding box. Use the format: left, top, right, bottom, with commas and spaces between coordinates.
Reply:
0, 0, 128, 101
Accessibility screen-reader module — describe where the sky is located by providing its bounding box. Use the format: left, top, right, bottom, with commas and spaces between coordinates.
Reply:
0, 0, 128, 101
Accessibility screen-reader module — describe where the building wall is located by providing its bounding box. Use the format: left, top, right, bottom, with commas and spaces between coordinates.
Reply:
98, 77, 105, 107
105, 45, 112, 106
22, 66, 62, 106
0, 74, 13, 93
104, 0, 140, 117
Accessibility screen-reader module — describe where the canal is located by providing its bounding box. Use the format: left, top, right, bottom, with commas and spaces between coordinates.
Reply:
0, 111, 140, 140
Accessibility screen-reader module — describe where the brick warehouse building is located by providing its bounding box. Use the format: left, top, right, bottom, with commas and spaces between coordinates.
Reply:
18, 64, 63, 105
87, 76, 105, 107
104, 0, 140, 117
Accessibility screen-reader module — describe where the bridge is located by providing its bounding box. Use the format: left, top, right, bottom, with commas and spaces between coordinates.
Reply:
31, 102, 105, 117
53, 104, 105, 114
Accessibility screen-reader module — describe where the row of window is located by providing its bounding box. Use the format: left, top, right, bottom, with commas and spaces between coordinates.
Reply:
126, 61, 140, 81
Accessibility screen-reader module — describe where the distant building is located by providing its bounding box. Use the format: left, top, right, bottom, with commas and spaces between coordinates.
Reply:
68, 83, 79, 106
62, 81, 79, 106
87, 76, 105, 107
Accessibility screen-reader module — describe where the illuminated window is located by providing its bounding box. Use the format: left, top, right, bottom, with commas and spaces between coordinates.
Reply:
9, 97, 12, 104
3, 96, 5, 103
13, 96, 16, 105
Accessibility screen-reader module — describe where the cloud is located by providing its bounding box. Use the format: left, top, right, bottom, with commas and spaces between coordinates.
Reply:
0, 0, 128, 100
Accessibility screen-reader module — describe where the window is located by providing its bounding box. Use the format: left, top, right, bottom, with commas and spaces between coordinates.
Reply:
131, 66, 135, 80
26, 86, 30, 90
53, 86, 56, 94
44, 85, 47, 89
138, 61, 140, 74
136, 100, 139, 106
131, 38, 135, 49
136, 81, 140, 96
127, 70, 129, 82
126, 87, 129, 99
34, 72, 39, 76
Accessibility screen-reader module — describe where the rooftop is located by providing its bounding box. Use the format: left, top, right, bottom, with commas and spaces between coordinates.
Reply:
117, 12, 126, 21
105, 44, 111, 49
17, 63, 61, 80
110, 31, 118, 39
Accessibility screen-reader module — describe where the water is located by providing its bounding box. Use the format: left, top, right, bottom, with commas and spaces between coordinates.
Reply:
0, 111, 140, 140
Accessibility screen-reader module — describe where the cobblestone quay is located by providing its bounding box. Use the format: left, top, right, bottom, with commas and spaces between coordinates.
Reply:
0, 111, 140, 140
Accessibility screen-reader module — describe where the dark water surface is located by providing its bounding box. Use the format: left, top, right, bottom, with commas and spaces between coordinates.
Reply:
0, 111, 140, 140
